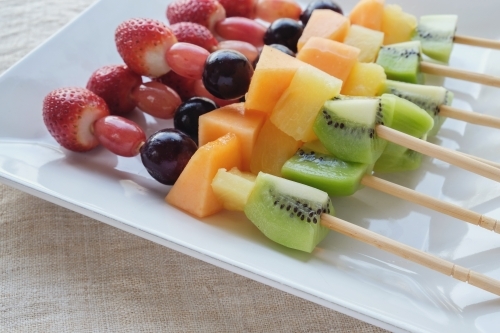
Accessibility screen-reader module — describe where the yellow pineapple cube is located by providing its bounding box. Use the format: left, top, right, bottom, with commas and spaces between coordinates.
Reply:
382, 4, 418, 45
250, 119, 301, 177
270, 65, 342, 142
211, 168, 256, 211
344, 25, 385, 63
341, 63, 387, 97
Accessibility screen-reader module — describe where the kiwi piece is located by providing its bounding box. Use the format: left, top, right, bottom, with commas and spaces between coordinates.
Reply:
281, 147, 370, 197
313, 95, 395, 165
374, 143, 423, 173
376, 41, 424, 84
412, 15, 457, 63
244, 172, 333, 253
380, 80, 453, 137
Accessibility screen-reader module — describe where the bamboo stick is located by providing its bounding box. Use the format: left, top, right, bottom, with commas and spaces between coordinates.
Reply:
321, 214, 500, 296
457, 151, 500, 169
420, 61, 500, 88
454, 34, 500, 50
376, 125, 500, 182
440, 105, 500, 130
360, 175, 500, 233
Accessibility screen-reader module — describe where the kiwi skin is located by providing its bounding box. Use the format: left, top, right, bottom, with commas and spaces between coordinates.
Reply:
244, 172, 332, 253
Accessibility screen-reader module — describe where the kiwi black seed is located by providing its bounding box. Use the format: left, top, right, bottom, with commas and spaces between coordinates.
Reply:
267, 188, 330, 224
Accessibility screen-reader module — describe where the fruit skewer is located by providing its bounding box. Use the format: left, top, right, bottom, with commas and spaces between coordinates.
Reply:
312, 95, 500, 182
348, 0, 500, 62
212, 170, 500, 296
282, 145, 500, 233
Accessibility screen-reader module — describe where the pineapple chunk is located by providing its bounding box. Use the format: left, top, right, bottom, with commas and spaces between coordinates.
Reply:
211, 168, 256, 211
341, 62, 387, 97
344, 25, 384, 63
382, 5, 418, 45
270, 65, 342, 142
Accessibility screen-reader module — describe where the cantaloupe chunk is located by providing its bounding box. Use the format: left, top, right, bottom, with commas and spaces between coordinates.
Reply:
341, 62, 387, 97
381, 4, 418, 45
297, 37, 360, 82
166, 133, 242, 218
270, 65, 342, 142
198, 103, 265, 171
349, 0, 385, 31
250, 119, 302, 177
297, 10, 350, 51
245, 46, 305, 114
344, 25, 384, 63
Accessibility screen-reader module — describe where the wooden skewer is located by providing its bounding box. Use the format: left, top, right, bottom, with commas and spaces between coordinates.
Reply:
376, 125, 500, 182
457, 151, 500, 169
454, 34, 500, 51
440, 105, 500, 130
360, 175, 500, 233
420, 61, 500, 88
321, 214, 500, 296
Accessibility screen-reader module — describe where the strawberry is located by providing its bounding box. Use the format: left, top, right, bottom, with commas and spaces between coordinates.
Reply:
156, 71, 197, 101
43, 87, 110, 152
166, 0, 226, 31
170, 22, 219, 52
219, 0, 257, 18
115, 18, 177, 78
86, 65, 142, 115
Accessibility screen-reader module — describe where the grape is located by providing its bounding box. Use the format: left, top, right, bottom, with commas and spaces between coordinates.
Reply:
269, 44, 296, 57
94, 116, 146, 157
174, 97, 218, 143
202, 50, 254, 100
300, 0, 343, 26
140, 129, 197, 185
263, 18, 303, 53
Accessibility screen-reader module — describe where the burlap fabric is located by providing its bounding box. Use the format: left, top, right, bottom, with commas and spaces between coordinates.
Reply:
0, 1, 387, 332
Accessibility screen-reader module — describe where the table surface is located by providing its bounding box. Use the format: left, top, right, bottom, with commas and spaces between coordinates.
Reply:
0, 0, 387, 332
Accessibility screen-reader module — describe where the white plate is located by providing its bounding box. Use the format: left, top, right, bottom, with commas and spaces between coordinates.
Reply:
1, 0, 500, 332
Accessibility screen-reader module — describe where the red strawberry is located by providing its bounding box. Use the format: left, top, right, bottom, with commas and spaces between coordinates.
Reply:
170, 22, 219, 52
115, 18, 177, 78
86, 65, 142, 115
43, 87, 110, 152
166, 0, 226, 31
219, 0, 257, 18
156, 71, 196, 101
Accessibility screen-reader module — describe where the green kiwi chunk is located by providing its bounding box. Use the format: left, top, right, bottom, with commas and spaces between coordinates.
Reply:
412, 15, 457, 63
281, 147, 370, 197
244, 172, 333, 253
380, 80, 453, 137
376, 41, 424, 84
374, 143, 423, 173
313, 95, 395, 165
373, 94, 433, 173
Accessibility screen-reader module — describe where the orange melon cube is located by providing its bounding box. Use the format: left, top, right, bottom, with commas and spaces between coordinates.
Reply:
245, 46, 305, 114
297, 37, 360, 82
349, 0, 385, 31
198, 103, 266, 171
250, 119, 302, 177
297, 10, 350, 51
341, 62, 387, 97
166, 133, 242, 218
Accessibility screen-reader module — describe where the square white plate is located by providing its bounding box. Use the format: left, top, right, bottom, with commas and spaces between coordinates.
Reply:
2, 0, 500, 332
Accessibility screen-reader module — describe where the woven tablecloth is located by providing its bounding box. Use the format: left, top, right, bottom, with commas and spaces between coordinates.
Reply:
0, 1, 387, 332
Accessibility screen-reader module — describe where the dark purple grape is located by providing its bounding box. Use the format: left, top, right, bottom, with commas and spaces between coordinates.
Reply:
202, 50, 254, 100
174, 97, 218, 143
300, 0, 343, 26
140, 129, 197, 185
269, 44, 296, 57
263, 19, 303, 53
